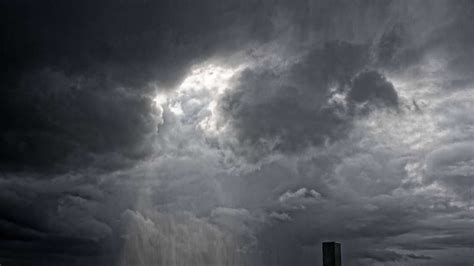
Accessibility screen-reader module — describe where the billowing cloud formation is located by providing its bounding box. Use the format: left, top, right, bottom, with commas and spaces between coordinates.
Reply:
1, 1, 474, 266
0, 69, 159, 173
348, 70, 398, 109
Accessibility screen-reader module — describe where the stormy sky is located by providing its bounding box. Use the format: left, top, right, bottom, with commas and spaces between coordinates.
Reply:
1, 1, 474, 265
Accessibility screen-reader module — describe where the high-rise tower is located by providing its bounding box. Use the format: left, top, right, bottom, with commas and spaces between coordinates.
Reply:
322, 242, 341, 266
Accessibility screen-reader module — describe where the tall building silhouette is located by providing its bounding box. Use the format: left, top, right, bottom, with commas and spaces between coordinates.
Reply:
322, 242, 341, 266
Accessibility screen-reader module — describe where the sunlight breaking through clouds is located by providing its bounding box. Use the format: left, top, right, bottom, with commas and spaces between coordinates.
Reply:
2, 1, 474, 265
153, 63, 246, 136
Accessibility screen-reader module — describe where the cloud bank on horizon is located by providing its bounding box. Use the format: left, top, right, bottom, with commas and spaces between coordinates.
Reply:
1, 1, 473, 265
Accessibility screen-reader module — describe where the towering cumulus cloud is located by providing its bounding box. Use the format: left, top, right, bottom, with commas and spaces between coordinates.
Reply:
1, 1, 473, 265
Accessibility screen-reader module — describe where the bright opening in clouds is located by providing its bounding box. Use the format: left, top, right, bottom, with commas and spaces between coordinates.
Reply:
153, 63, 245, 136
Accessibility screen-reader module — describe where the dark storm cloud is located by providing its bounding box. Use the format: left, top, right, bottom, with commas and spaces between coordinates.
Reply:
1, 0, 474, 266
357, 249, 431, 263
0, 0, 278, 172
360, 249, 404, 262
0, 0, 275, 86
0, 0, 281, 262
347, 70, 398, 109
0, 175, 113, 265
0, 69, 158, 172
0, 171, 148, 266
220, 41, 398, 154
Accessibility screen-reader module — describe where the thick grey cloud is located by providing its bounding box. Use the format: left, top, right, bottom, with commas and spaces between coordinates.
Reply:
0, 69, 159, 173
1, 1, 474, 266
347, 70, 398, 109
0, 0, 277, 173
219, 42, 398, 155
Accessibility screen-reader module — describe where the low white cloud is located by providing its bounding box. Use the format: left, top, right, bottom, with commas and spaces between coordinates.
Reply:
278, 188, 322, 203
269, 211, 292, 221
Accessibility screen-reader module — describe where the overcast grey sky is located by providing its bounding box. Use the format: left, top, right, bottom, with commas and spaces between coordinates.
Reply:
1, 1, 473, 265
